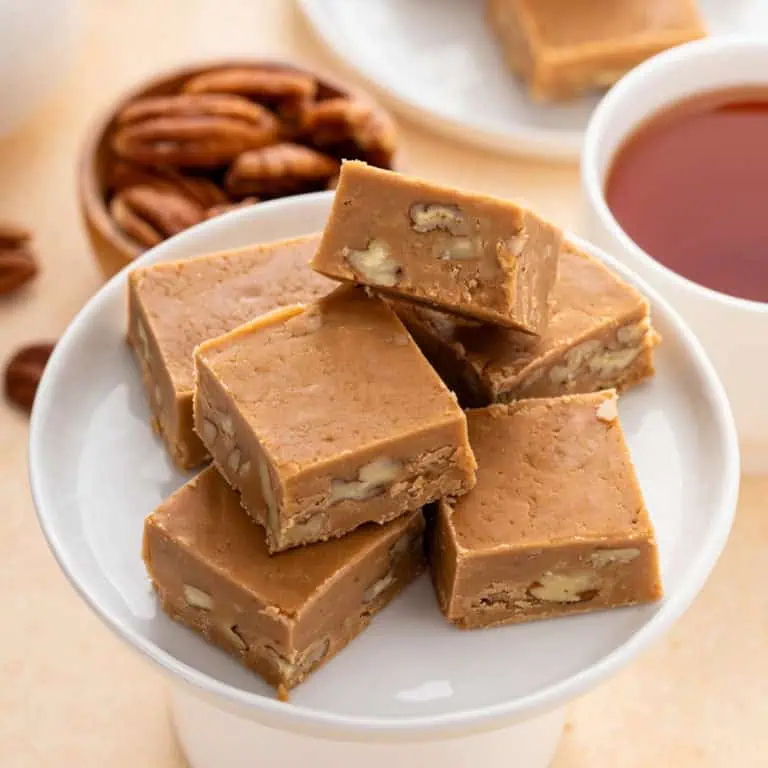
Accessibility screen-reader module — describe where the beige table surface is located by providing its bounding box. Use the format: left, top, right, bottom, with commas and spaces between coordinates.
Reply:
1, 2, 766, 766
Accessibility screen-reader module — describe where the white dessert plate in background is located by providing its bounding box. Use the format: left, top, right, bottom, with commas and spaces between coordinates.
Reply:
29, 192, 738, 738
297, 0, 768, 160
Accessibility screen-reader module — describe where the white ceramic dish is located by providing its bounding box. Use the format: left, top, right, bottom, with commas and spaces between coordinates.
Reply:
582, 37, 768, 475
29, 193, 738, 765
0, 0, 78, 136
298, 0, 768, 160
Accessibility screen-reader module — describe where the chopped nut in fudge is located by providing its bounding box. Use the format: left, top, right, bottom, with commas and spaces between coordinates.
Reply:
127, 234, 334, 470
311, 160, 561, 333
395, 239, 659, 407
193, 285, 477, 553
143, 465, 425, 697
431, 391, 663, 629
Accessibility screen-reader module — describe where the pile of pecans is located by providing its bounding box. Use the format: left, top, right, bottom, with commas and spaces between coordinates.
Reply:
104, 65, 398, 252
0, 221, 55, 414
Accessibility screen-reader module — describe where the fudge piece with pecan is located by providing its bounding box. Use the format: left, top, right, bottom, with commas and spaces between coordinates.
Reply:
431, 392, 663, 629
127, 235, 333, 469
311, 161, 562, 333
193, 286, 477, 552
395, 239, 659, 407
144, 465, 425, 699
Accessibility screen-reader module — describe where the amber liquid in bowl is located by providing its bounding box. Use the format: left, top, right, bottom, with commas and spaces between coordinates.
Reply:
606, 87, 768, 304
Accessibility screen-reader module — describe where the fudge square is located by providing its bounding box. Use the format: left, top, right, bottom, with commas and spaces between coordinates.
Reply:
193, 286, 477, 553
127, 235, 333, 470
486, 0, 704, 102
396, 239, 659, 407
311, 160, 562, 334
431, 392, 663, 629
143, 465, 425, 697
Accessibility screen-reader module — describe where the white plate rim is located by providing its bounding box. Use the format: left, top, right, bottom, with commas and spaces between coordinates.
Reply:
29, 191, 740, 736
296, 0, 584, 161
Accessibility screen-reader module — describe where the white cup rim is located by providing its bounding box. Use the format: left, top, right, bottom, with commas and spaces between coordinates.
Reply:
582, 35, 768, 316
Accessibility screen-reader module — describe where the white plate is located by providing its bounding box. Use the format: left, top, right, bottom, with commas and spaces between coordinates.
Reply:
298, 0, 768, 160
29, 192, 739, 737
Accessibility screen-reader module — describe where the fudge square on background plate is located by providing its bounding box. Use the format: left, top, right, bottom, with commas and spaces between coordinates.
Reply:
486, 0, 705, 102
127, 234, 333, 470
193, 285, 477, 553
431, 391, 663, 629
143, 465, 426, 698
311, 160, 562, 334
396, 239, 659, 407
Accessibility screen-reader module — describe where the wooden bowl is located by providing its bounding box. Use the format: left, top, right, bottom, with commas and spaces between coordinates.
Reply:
79, 59, 400, 280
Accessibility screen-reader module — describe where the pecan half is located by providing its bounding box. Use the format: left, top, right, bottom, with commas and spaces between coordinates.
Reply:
0, 222, 38, 295
111, 93, 281, 167
104, 160, 168, 192
226, 143, 338, 197
205, 197, 259, 219
300, 98, 397, 168
182, 66, 317, 120
105, 161, 227, 208
5, 342, 55, 413
110, 185, 205, 248
0, 221, 32, 248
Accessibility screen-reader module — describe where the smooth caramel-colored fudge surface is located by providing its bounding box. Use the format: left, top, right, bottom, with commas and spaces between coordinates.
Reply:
512, 0, 704, 48
143, 465, 426, 694
127, 234, 333, 470
311, 161, 561, 333
431, 392, 663, 629
396, 239, 658, 407
487, 0, 705, 101
194, 286, 477, 552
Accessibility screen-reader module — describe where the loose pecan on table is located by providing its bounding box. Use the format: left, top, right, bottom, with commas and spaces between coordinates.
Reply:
4, 342, 55, 414
0, 222, 38, 296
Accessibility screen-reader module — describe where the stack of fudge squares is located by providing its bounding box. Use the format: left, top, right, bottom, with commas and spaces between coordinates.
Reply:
135, 160, 663, 700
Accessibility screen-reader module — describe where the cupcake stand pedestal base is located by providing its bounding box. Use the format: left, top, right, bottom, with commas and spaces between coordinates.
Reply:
170, 686, 566, 768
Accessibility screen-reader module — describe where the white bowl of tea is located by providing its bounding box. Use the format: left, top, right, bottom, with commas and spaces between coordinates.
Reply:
582, 36, 768, 476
